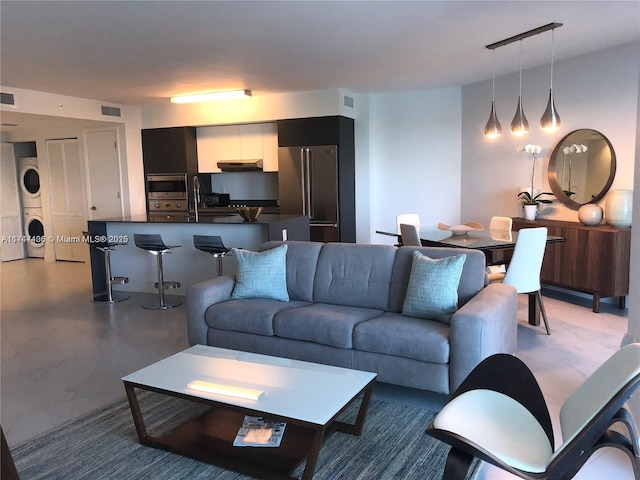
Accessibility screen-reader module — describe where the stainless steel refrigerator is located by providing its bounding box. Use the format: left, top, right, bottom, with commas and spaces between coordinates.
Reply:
278, 145, 340, 242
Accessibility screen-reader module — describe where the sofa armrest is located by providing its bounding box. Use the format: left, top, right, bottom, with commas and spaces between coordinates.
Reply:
449, 283, 517, 392
186, 275, 235, 346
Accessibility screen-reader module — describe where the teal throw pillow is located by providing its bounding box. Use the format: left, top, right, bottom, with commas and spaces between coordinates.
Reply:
402, 251, 466, 324
230, 244, 289, 302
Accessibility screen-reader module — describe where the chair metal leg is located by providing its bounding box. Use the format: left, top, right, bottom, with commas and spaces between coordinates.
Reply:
443, 448, 475, 480
535, 290, 551, 335
216, 255, 224, 277
92, 247, 129, 303
142, 252, 181, 310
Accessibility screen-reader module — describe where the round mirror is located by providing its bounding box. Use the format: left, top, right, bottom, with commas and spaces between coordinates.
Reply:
548, 129, 616, 210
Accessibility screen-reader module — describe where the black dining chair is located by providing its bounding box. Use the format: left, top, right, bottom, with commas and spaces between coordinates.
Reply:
426, 343, 640, 480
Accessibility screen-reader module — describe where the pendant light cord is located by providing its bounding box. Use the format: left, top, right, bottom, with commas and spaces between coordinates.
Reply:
492, 50, 496, 101
550, 29, 555, 89
518, 40, 523, 97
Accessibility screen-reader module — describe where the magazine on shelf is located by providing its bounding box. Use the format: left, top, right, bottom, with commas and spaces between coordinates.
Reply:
233, 416, 286, 447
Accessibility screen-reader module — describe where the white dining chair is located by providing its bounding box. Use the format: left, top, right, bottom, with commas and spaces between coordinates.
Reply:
487, 216, 514, 282
396, 213, 421, 234
399, 223, 422, 246
489, 216, 513, 231
498, 227, 551, 334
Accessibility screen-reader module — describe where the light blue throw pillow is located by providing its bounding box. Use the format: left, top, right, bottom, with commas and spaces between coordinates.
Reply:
402, 251, 466, 324
230, 244, 289, 302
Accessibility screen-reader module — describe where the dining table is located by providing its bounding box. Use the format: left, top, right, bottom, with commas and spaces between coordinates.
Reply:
375, 226, 566, 328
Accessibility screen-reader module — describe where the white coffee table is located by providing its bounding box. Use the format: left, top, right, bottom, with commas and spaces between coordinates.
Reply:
122, 345, 377, 479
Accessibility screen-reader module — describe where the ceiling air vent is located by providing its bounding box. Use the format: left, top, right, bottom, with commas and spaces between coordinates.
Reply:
343, 95, 354, 108
1, 92, 16, 106
101, 105, 121, 117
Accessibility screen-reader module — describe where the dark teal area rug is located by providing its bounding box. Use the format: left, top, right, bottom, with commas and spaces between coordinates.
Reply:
12, 391, 480, 479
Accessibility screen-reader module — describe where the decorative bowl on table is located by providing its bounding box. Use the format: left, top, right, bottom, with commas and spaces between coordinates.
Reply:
235, 206, 263, 222
437, 222, 484, 236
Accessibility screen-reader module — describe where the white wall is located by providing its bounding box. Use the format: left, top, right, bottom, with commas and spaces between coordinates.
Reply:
461, 42, 639, 226
0, 87, 146, 217
366, 88, 462, 244
627, 40, 640, 422
140, 88, 356, 128
353, 93, 372, 244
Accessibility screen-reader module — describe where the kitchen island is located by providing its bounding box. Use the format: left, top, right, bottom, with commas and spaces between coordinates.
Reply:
87, 214, 309, 298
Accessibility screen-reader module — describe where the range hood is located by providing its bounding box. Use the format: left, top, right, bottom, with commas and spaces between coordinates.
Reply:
217, 159, 263, 172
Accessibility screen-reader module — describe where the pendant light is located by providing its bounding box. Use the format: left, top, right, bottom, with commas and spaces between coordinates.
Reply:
510, 40, 529, 136
484, 23, 562, 137
484, 49, 502, 138
540, 28, 561, 130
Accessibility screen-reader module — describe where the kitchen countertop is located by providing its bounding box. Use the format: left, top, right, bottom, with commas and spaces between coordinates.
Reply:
86, 214, 309, 297
92, 213, 302, 224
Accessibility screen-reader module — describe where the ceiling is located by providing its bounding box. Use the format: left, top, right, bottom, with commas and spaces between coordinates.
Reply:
1, 1, 639, 109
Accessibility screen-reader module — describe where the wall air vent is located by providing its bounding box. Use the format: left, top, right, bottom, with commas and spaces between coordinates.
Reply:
343, 95, 354, 108
1, 92, 16, 106
101, 105, 121, 117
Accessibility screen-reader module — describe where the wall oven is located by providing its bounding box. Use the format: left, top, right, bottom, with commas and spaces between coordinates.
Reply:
147, 173, 188, 199
146, 173, 189, 222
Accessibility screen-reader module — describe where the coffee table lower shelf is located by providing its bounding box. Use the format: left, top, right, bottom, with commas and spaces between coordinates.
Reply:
145, 407, 319, 478
124, 382, 374, 480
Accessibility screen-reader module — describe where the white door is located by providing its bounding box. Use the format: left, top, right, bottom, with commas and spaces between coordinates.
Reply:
84, 129, 123, 220
46, 139, 88, 262
0, 143, 25, 261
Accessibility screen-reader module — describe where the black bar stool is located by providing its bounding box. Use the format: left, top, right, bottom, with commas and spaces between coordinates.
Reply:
84, 231, 129, 303
134, 233, 182, 310
193, 235, 231, 276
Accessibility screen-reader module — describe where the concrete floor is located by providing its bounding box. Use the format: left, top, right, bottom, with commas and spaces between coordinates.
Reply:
0, 258, 635, 479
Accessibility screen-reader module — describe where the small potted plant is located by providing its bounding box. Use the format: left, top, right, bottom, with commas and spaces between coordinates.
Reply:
517, 144, 554, 221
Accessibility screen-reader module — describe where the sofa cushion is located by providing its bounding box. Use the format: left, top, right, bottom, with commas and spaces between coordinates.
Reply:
388, 247, 486, 313
206, 299, 310, 336
260, 241, 322, 302
273, 303, 384, 349
353, 312, 450, 364
313, 243, 396, 310
402, 251, 466, 323
231, 244, 289, 301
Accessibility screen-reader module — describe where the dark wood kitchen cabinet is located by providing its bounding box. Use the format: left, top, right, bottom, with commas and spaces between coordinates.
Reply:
142, 126, 199, 175
277, 116, 356, 243
512, 218, 631, 312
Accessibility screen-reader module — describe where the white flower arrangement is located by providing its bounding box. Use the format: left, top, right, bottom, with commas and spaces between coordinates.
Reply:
519, 144, 542, 154
563, 144, 588, 155
561, 144, 588, 197
517, 144, 553, 206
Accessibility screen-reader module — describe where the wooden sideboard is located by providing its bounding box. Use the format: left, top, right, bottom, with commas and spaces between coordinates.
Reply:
512, 218, 631, 312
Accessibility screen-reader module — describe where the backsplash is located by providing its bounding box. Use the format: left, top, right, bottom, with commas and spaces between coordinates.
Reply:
207, 171, 278, 201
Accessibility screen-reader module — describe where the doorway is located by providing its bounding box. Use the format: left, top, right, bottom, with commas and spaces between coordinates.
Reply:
46, 138, 87, 262
84, 129, 124, 220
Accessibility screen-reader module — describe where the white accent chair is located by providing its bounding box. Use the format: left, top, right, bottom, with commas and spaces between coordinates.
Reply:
396, 213, 421, 234
491, 227, 550, 334
399, 223, 422, 246
426, 342, 640, 480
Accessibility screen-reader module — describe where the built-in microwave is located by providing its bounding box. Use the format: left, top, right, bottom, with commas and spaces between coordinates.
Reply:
146, 173, 187, 200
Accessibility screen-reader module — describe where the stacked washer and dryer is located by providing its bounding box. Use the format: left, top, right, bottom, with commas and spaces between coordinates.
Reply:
18, 157, 45, 258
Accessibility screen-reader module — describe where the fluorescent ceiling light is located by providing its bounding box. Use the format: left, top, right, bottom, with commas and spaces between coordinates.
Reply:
187, 380, 263, 400
170, 89, 252, 104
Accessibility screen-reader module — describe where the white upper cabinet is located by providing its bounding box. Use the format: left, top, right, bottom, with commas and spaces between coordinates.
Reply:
197, 122, 278, 173
261, 123, 278, 172
196, 127, 220, 172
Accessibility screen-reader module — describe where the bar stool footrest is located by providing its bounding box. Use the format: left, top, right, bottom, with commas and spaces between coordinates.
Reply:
110, 276, 129, 285
154, 281, 181, 290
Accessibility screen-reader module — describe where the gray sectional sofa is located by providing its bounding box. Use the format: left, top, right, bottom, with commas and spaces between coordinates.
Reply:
187, 241, 517, 395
